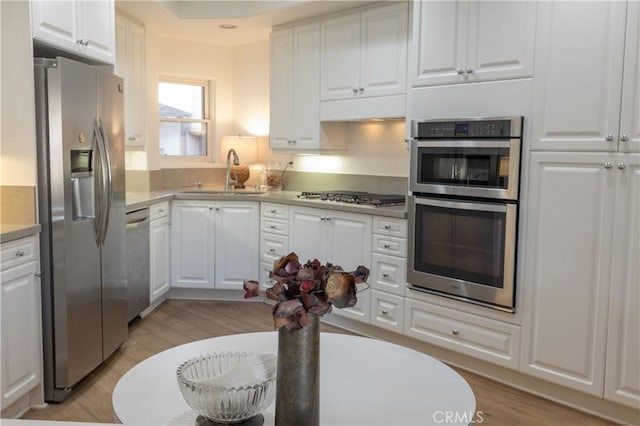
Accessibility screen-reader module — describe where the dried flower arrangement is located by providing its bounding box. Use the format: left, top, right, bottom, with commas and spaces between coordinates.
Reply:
243, 252, 370, 331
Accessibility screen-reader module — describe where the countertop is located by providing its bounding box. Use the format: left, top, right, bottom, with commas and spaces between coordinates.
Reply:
0, 223, 41, 243
126, 186, 408, 219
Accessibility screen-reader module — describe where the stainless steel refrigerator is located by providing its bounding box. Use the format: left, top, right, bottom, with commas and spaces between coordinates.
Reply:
34, 57, 127, 402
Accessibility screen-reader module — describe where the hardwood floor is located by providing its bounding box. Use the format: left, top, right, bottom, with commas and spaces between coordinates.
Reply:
21, 300, 617, 425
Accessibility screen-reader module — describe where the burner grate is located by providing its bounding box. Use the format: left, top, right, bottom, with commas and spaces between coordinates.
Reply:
297, 191, 405, 207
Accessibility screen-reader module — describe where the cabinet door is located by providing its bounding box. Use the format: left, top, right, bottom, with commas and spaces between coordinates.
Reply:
114, 16, 128, 77
320, 13, 361, 100
289, 207, 327, 264
214, 202, 259, 290
327, 211, 372, 323
411, 1, 467, 87
531, 2, 627, 151
619, 1, 640, 153
171, 202, 215, 289
126, 20, 145, 145
359, 2, 408, 97
466, 1, 536, 82
150, 218, 170, 303
604, 154, 640, 407
270, 28, 294, 149
292, 23, 321, 149
31, 0, 78, 52
78, 0, 115, 64
520, 152, 616, 395
1, 262, 41, 408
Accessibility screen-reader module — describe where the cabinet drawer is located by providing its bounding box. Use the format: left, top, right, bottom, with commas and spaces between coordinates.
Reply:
373, 234, 407, 257
371, 290, 404, 333
371, 253, 406, 296
404, 298, 521, 369
150, 201, 169, 220
261, 203, 289, 220
331, 287, 371, 324
260, 233, 289, 263
1, 236, 38, 271
261, 217, 288, 235
373, 216, 407, 238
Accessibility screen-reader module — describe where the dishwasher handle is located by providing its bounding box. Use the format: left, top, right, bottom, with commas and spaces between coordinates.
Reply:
126, 208, 149, 229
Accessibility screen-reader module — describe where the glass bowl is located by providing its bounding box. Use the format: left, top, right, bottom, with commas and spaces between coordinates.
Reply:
176, 352, 276, 423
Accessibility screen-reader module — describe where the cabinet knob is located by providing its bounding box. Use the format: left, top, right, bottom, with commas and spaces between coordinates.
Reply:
15, 250, 25, 257
383, 224, 391, 230
620, 134, 629, 142
604, 162, 613, 169
383, 244, 391, 249
456, 68, 464, 75
382, 273, 389, 278
359, 87, 364, 93
452, 329, 460, 336
325, 216, 332, 221
466, 67, 473, 74
381, 310, 389, 315
618, 162, 626, 170
158, 209, 165, 213
35, 271, 42, 277
270, 209, 277, 213
209, 207, 213, 210
269, 248, 276, 252
270, 225, 276, 229
605, 134, 614, 142
352, 87, 358, 94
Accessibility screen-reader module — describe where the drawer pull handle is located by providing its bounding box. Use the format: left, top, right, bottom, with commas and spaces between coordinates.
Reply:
452, 329, 460, 336
15, 250, 25, 257
381, 310, 389, 315
382, 273, 389, 278
383, 244, 391, 249
383, 224, 391, 230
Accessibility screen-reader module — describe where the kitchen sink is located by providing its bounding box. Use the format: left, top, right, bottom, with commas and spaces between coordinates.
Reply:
180, 190, 266, 195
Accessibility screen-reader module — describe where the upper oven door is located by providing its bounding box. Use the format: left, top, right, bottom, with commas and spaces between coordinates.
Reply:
409, 139, 521, 200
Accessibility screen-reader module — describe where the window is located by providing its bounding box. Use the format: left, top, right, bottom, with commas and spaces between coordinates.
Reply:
158, 78, 212, 158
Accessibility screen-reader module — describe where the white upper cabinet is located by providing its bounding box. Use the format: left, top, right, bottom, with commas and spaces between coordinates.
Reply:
269, 23, 322, 151
115, 14, 145, 146
31, 0, 115, 64
321, 2, 408, 100
531, 1, 638, 153
619, 1, 640, 153
411, 1, 535, 87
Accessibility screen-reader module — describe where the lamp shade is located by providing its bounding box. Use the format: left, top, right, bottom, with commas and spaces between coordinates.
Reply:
220, 135, 258, 164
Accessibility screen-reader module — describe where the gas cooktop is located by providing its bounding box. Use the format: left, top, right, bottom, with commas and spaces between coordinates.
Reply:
297, 191, 406, 207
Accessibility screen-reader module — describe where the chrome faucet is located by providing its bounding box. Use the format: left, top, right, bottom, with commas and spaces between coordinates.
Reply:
225, 148, 240, 191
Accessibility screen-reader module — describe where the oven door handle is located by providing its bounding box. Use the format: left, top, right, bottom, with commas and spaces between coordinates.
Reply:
415, 140, 513, 149
413, 197, 507, 213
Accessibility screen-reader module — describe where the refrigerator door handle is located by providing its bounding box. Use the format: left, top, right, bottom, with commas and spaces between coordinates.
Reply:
93, 123, 105, 245
97, 118, 113, 243
93, 119, 110, 246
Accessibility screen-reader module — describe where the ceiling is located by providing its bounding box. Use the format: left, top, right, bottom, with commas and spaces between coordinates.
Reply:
115, 0, 374, 47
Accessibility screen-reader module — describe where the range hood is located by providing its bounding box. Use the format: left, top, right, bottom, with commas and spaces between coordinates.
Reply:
320, 94, 406, 122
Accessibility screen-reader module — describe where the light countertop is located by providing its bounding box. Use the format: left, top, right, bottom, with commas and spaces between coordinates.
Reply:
0, 223, 41, 243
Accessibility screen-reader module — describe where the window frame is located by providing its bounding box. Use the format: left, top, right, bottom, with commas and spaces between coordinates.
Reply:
158, 76, 215, 163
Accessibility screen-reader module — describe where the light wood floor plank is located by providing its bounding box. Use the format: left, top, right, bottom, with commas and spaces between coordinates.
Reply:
20, 300, 615, 425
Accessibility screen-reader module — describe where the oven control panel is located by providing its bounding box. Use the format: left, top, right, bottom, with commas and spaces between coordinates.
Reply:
412, 117, 522, 139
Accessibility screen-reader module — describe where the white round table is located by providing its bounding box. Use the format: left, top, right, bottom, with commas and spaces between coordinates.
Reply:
112, 332, 475, 425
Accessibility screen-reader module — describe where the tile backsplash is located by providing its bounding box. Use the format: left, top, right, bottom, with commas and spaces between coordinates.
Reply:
0, 185, 36, 224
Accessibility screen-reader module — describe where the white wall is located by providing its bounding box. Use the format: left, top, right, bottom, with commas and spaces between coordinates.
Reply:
0, 1, 37, 186
144, 30, 236, 170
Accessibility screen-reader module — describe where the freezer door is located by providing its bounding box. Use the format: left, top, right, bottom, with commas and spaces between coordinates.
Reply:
48, 57, 103, 389
97, 70, 128, 359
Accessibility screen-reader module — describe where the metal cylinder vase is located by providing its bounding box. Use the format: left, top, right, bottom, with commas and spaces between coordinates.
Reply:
275, 313, 320, 426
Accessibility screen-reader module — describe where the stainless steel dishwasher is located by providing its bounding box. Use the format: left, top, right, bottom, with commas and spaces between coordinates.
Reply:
126, 207, 150, 322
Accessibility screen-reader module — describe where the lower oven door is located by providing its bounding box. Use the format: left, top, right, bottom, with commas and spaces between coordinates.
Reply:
408, 196, 517, 311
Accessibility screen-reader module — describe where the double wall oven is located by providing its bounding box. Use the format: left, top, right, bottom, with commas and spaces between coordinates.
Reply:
408, 117, 523, 312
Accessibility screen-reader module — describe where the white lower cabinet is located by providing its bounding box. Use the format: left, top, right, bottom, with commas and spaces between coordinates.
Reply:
289, 206, 372, 323
521, 152, 640, 403
404, 298, 521, 369
150, 202, 170, 303
0, 236, 42, 410
371, 290, 404, 333
171, 201, 259, 290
